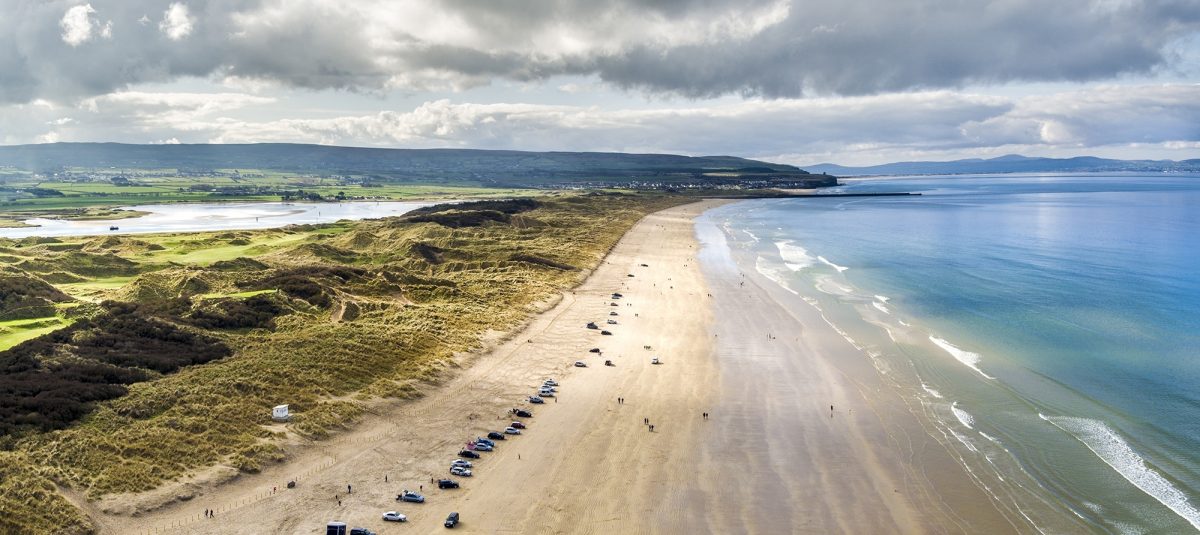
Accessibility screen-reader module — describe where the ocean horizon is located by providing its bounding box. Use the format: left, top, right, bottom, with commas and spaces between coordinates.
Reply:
703, 173, 1200, 533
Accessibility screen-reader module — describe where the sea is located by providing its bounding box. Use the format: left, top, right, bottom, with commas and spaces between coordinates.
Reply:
0, 201, 431, 239
701, 174, 1200, 534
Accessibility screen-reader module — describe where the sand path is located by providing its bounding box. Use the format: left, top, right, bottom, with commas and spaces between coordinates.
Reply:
94, 200, 1014, 534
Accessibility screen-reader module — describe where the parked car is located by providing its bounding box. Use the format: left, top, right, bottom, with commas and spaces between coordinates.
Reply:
505, 427, 522, 435
514, 409, 533, 418
382, 511, 407, 522
476, 437, 496, 447
586, 322, 599, 329
609, 311, 618, 316
652, 357, 661, 365
640, 263, 649, 267
397, 491, 425, 503
544, 379, 559, 386
451, 459, 472, 469
589, 347, 602, 353
472, 442, 493, 452
445, 512, 460, 528
611, 292, 623, 298
607, 319, 618, 325
528, 396, 545, 404
600, 330, 613, 335
458, 450, 480, 459
510, 421, 526, 429
574, 361, 587, 367
538, 389, 555, 397
438, 479, 459, 489
487, 431, 507, 440
605, 360, 614, 366
350, 528, 376, 535
450, 466, 473, 477
610, 302, 619, 306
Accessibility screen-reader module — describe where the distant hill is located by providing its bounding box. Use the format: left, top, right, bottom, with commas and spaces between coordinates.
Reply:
805, 155, 1200, 176
0, 143, 815, 187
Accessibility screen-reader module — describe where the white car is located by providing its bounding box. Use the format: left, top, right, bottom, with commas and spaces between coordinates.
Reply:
544, 379, 559, 386
451, 459, 472, 469
607, 319, 618, 325
538, 390, 555, 397
505, 426, 522, 435
450, 466, 473, 477
473, 442, 493, 452
651, 357, 661, 365
574, 361, 587, 367
528, 395, 545, 404
382, 511, 408, 522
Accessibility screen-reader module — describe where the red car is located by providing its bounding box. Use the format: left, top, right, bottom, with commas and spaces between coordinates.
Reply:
510, 421, 526, 429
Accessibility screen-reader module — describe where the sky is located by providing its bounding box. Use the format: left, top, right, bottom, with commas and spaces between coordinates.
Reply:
1, 0, 1198, 166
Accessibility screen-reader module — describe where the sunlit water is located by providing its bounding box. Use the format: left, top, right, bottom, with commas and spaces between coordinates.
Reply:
0, 201, 432, 238
702, 174, 1200, 533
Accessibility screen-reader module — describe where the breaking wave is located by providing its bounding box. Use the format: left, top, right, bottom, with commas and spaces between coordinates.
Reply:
1040, 414, 1200, 531
774, 239, 814, 271
817, 255, 849, 272
930, 336, 995, 380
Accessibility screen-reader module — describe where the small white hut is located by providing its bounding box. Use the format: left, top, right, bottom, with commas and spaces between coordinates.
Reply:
272, 404, 291, 422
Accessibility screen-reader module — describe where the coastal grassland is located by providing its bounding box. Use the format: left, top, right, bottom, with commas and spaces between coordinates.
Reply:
1, 172, 541, 223
0, 192, 685, 533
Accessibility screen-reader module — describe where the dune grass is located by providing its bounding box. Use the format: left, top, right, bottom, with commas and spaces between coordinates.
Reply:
0, 192, 686, 533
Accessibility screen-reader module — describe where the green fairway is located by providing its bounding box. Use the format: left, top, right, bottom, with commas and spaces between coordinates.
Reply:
0, 316, 73, 351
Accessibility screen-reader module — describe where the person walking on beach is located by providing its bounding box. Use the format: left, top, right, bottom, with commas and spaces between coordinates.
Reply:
347, 484, 352, 494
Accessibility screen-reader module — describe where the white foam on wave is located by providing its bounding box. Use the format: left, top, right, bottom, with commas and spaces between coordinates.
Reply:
929, 336, 995, 380
920, 382, 944, 399
817, 255, 849, 273
874, 294, 890, 303
872, 301, 891, 314
1040, 414, 1200, 531
754, 256, 799, 295
898, 319, 910, 327
951, 402, 975, 429
774, 239, 814, 271
742, 229, 760, 243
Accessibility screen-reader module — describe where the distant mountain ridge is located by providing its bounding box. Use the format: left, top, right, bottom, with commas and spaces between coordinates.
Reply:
0, 143, 811, 187
805, 155, 1200, 176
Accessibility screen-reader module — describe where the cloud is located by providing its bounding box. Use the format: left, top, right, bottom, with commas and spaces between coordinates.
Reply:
159, 2, 194, 41
5, 0, 1199, 104
7, 83, 1193, 165
59, 4, 111, 46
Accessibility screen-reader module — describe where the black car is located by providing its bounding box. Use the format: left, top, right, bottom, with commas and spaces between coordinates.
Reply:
445, 512, 460, 528
438, 479, 460, 489
600, 330, 612, 335
458, 450, 480, 459
350, 528, 376, 535
487, 431, 506, 440
514, 409, 533, 418
589, 347, 602, 353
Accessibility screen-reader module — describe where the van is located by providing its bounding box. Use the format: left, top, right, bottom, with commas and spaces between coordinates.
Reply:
327, 522, 347, 535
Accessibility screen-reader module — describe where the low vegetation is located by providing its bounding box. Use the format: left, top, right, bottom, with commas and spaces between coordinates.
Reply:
0, 192, 685, 533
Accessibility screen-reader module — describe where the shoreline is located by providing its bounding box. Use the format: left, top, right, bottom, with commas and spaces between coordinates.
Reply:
90, 199, 1012, 533
693, 210, 1017, 533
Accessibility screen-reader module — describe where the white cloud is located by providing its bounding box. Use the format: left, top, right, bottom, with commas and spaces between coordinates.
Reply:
4, 83, 1197, 166
60, 4, 111, 46
159, 2, 194, 41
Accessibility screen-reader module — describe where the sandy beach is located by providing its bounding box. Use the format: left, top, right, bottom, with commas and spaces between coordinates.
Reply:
92, 200, 1015, 534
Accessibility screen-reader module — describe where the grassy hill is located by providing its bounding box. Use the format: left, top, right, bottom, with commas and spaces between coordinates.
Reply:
0, 143, 806, 187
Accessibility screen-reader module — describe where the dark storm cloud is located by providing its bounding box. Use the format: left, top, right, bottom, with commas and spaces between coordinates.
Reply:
1, 0, 1198, 104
